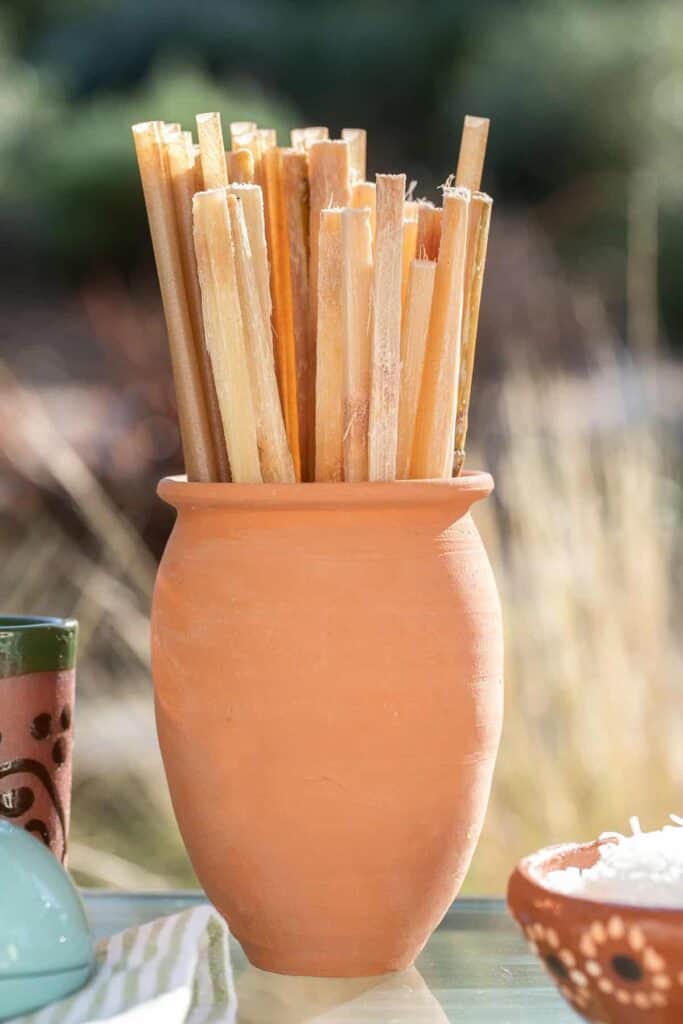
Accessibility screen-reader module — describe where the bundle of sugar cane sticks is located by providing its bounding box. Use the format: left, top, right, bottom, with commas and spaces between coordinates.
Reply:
132, 114, 491, 483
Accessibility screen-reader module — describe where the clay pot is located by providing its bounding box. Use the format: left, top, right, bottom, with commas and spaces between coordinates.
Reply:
508, 842, 683, 1022
0, 616, 78, 861
152, 474, 503, 977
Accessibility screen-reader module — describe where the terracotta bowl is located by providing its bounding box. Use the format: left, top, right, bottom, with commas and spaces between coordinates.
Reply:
508, 841, 683, 1022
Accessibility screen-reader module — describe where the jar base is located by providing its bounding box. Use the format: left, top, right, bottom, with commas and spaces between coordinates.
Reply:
240, 939, 417, 978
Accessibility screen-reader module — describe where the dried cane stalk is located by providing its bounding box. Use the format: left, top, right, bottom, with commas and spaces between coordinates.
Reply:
308, 140, 351, 473
341, 128, 367, 183
308, 140, 351, 338
196, 112, 229, 189
231, 127, 263, 185
227, 194, 295, 483
396, 258, 436, 479
132, 121, 217, 481
410, 187, 470, 479
227, 148, 254, 184
227, 184, 272, 337
291, 126, 329, 151
229, 121, 256, 148
315, 209, 345, 481
261, 145, 301, 478
281, 148, 313, 480
401, 200, 419, 310
455, 115, 490, 192
368, 173, 405, 480
351, 181, 377, 243
416, 201, 442, 260
454, 192, 492, 475
342, 206, 373, 481
193, 188, 261, 482
165, 130, 230, 480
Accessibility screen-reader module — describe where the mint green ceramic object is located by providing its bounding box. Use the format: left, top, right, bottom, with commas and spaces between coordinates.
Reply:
0, 820, 94, 1020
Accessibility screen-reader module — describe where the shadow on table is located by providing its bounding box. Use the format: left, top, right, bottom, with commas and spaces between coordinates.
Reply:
232, 962, 449, 1022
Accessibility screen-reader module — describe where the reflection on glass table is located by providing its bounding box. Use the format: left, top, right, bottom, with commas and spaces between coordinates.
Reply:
83, 892, 576, 1022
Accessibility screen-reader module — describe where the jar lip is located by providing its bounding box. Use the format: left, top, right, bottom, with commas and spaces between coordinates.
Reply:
158, 471, 494, 512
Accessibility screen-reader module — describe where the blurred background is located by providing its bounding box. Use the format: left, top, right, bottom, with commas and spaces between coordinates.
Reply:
0, 0, 681, 893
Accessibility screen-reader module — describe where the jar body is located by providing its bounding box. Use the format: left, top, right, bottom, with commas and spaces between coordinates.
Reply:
152, 476, 503, 976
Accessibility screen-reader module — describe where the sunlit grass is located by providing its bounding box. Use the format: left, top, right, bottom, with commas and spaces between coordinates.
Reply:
468, 362, 682, 891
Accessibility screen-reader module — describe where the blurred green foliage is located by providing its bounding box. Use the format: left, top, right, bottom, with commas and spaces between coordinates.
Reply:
0, 14, 297, 270
2, 0, 683, 339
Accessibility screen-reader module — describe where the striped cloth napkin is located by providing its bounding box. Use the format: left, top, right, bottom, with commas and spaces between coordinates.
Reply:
17, 906, 237, 1024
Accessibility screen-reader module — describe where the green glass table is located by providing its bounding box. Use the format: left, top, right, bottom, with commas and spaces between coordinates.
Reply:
82, 892, 576, 1021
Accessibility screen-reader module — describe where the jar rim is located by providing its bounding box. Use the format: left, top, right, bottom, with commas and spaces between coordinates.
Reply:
158, 471, 494, 512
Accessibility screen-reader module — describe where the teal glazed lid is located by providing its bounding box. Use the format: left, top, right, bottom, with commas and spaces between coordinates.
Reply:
0, 821, 94, 1020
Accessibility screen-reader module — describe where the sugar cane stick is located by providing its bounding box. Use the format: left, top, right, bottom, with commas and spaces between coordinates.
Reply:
177, 129, 201, 189
162, 123, 182, 142
131, 122, 217, 481
351, 181, 376, 242
401, 201, 418, 310
308, 139, 351, 469
315, 209, 344, 481
229, 177, 298, 477
227, 194, 295, 483
232, 128, 263, 184
396, 259, 436, 479
455, 115, 490, 192
368, 173, 405, 480
229, 121, 255, 148
404, 199, 419, 219
231, 126, 258, 151
165, 131, 231, 481
193, 189, 262, 483
291, 126, 329, 151
342, 207, 373, 482
227, 148, 254, 183
308, 143, 350, 321
255, 128, 275, 247
261, 145, 302, 479
188, 134, 203, 189
281, 148, 313, 480
416, 201, 442, 260
227, 184, 272, 333
259, 128, 277, 150
342, 128, 367, 182
410, 187, 470, 479
196, 112, 228, 189
230, 121, 256, 148
454, 192, 493, 475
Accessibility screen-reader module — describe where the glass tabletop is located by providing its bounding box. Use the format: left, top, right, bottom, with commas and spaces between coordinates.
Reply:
82, 892, 576, 1022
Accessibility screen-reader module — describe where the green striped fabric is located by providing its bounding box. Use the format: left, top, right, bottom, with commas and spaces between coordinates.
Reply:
16, 907, 236, 1024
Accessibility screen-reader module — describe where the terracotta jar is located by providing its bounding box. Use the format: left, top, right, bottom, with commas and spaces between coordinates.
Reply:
152, 473, 503, 977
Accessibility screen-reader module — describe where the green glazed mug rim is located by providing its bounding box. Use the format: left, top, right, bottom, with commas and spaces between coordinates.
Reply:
0, 616, 78, 680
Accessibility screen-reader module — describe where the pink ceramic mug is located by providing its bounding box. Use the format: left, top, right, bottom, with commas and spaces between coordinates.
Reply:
0, 616, 78, 861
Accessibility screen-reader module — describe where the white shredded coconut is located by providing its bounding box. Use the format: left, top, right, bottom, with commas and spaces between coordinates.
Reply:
542, 816, 683, 908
